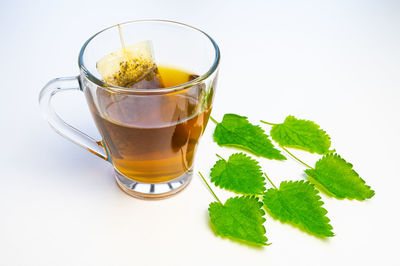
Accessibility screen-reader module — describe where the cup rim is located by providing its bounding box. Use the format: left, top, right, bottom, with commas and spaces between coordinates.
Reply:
78, 19, 220, 94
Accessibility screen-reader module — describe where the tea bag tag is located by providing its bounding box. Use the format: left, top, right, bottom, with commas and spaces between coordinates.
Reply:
96, 40, 164, 89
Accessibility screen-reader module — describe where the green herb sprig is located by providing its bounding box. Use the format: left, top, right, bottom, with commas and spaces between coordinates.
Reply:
200, 114, 374, 246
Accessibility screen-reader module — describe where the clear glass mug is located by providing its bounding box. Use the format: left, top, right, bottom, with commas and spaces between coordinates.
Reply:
39, 20, 220, 199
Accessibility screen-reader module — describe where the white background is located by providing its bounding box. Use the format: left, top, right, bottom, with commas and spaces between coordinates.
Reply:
1, 0, 399, 265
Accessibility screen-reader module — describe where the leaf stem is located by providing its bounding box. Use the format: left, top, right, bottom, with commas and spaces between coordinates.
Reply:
216, 154, 225, 160
198, 172, 222, 204
264, 172, 278, 190
260, 120, 277, 126
209, 116, 218, 124
280, 146, 314, 169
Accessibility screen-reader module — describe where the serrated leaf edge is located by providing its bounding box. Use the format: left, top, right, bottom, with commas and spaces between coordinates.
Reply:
271, 115, 331, 155
263, 180, 334, 238
208, 196, 269, 246
305, 153, 375, 200
210, 152, 266, 195
214, 114, 286, 160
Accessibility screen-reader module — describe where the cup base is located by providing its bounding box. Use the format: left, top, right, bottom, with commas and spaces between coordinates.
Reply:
114, 169, 192, 200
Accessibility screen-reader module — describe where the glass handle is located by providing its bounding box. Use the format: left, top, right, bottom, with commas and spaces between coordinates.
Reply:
39, 76, 108, 161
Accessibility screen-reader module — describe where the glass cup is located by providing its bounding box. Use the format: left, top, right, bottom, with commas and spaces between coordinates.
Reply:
39, 20, 220, 199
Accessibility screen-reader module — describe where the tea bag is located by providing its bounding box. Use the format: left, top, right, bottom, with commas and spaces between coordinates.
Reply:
96, 40, 164, 89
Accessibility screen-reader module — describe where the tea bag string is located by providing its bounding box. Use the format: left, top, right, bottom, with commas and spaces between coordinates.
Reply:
118, 24, 126, 50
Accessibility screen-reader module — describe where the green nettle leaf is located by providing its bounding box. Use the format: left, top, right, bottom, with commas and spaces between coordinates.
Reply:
209, 196, 268, 245
269, 115, 331, 155
210, 153, 265, 195
213, 114, 286, 160
263, 180, 334, 237
305, 153, 375, 200
201, 113, 375, 246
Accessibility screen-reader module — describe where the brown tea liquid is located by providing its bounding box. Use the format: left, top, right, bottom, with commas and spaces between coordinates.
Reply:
86, 66, 210, 183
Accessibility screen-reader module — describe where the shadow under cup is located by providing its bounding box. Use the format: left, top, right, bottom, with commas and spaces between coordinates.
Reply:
40, 20, 219, 199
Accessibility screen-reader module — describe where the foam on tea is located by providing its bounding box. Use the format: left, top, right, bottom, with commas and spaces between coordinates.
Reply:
96, 40, 164, 89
